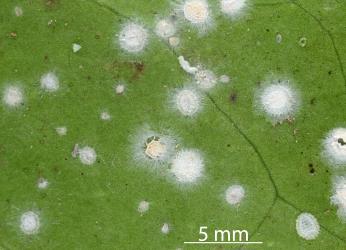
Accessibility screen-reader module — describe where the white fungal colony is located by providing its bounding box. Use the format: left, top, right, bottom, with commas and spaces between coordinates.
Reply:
119, 23, 148, 53
155, 19, 176, 39
161, 223, 170, 234
138, 200, 150, 214
170, 149, 204, 183
323, 128, 346, 166
56, 126, 67, 136
3, 86, 23, 107
37, 178, 49, 189
194, 69, 217, 90
40, 72, 59, 92
173, 88, 202, 117
220, 0, 247, 17
295, 213, 320, 240
183, 0, 210, 25
100, 111, 111, 121
132, 127, 176, 165
331, 176, 346, 221
258, 80, 299, 122
78, 146, 97, 165
225, 184, 245, 205
115, 84, 125, 94
20, 211, 40, 235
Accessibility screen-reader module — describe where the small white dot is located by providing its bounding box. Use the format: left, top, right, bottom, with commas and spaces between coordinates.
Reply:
56, 126, 67, 136
100, 111, 111, 121
78, 146, 97, 165
161, 223, 170, 234
137, 200, 150, 214
115, 84, 125, 95
40, 72, 59, 92
37, 178, 49, 189
72, 43, 82, 53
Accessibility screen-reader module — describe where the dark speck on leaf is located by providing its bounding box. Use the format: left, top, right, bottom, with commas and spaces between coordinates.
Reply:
310, 97, 316, 105
229, 92, 237, 103
328, 70, 332, 75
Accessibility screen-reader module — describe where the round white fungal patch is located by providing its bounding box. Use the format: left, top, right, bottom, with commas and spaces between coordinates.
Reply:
220, 0, 247, 17
173, 88, 202, 116
56, 126, 67, 136
225, 184, 245, 205
183, 0, 210, 24
331, 176, 346, 220
119, 23, 148, 53
169, 37, 180, 47
3, 86, 23, 107
138, 200, 150, 214
100, 111, 111, 121
37, 178, 49, 189
195, 69, 217, 90
78, 146, 97, 165
258, 81, 298, 121
133, 128, 176, 165
115, 84, 125, 95
161, 223, 170, 234
296, 213, 320, 240
323, 128, 346, 166
40, 72, 59, 92
170, 149, 204, 183
20, 211, 40, 235
155, 19, 176, 39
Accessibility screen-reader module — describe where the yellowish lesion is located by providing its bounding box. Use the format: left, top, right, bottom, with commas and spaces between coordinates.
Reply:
144, 136, 166, 160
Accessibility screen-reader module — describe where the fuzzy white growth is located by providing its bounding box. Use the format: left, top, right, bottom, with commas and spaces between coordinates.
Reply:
169, 37, 180, 47
37, 178, 49, 189
170, 149, 204, 183
133, 128, 176, 165
296, 213, 320, 240
220, 0, 247, 17
323, 128, 346, 166
173, 88, 202, 116
219, 75, 230, 83
56, 126, 67, 136
78, 146, 97, 165
40, 72, 59, 92
183, 0, 210, 24
225, 185, 245, 205
161, 223, 170, 234
138, 200, 150, 214
3, 86, 23, 107
155, 19, 176, 39
119, 23, 148, 53
115, 84, 125, 94
178, 56, 198, 74
258, 81, 298, 121
331, 176, 346, 221
20, 211, 40, 235
195, 69, 217, 90
72, 43, 82, 53
14, 6, 23, 16
100, 112, 111, 121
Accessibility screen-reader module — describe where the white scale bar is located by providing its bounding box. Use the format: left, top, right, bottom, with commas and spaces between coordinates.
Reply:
184, 241, 263, 244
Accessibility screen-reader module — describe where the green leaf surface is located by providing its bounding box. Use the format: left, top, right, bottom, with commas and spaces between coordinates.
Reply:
0, 0, 345, 249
